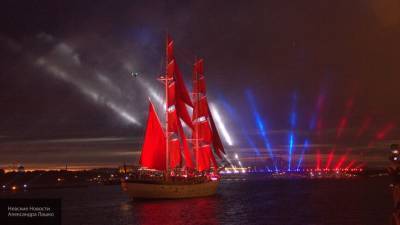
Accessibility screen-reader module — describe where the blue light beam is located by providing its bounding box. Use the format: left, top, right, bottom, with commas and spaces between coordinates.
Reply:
219, 96, 261, 156
288, 92, 297, 171
288, 134, 294, 171
245, 90, 277, 171
296, 139, 309, 171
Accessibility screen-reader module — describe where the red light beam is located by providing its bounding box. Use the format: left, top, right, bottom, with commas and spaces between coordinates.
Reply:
355, 116, 372, 138
336, 117, 348, 138
334, 152, 349, 170
335, 97, 354, 139
325, 148, 335, 169
376, 122, 395, 140
344, 160, 356, 170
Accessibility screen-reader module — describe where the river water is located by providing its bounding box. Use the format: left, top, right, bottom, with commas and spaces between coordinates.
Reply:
0, 176, 393, 225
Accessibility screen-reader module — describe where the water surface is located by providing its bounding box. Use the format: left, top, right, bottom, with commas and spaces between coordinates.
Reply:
0, 176, 392, 225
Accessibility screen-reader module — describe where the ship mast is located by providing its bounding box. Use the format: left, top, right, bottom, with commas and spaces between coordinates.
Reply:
140, 36, 200, 173
139, 36, 223, 174
165, 35, 170, 178
194, 58, 200, 171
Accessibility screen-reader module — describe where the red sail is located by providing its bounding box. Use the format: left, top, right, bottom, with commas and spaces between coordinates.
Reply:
166, 37, 193, 108
176, 99, 193, 129
192, 58, 225, 166
201, 144, 218, 171
139, 102, 166, 170
193, 59, 206, 94
166, 62, 193, 128
193, 77, 206, 94
177, 118, 194, 169
168, 109, 179, 133
198, 145, 214, 171
167, 35, 174, 63
166, 36, 195, 170
167, 60, 175, 79
167, 81, 176, 107
168, 107, 194, 169
167, 107, 194, 169
175, 63, 193, 107
197, 120, 212, 143
166, 44, 193, 126
208, 146, 218, 171
208, 105, 225, 158
193, 96, 209, 121
165, 36, 224, 172
169, 138, 181, 169
197, 145, 218, 172
197, 146, 209, 171
194, 58, 204, 75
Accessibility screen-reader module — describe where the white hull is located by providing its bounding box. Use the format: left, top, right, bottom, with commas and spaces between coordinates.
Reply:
121, 180, 219, 199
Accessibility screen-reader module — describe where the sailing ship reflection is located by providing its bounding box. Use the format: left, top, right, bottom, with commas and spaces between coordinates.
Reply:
132, 197, 219, 225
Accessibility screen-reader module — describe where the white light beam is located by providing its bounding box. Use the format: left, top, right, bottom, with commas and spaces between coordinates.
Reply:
209, 103, 233, 146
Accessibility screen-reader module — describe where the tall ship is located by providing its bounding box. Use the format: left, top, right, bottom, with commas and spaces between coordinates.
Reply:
121, 36, 226, 199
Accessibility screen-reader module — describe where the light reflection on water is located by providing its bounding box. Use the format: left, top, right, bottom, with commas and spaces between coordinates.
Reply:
0, 176, 393, 225
131, 197, 218, 225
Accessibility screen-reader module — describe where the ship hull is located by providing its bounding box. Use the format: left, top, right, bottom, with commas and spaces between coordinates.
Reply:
121, 180, 219, 199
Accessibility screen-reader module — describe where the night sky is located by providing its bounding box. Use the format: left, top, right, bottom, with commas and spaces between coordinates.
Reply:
1, 0, 400, 169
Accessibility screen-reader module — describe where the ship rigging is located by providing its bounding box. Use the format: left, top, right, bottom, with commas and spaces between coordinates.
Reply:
121, 35, 226, 199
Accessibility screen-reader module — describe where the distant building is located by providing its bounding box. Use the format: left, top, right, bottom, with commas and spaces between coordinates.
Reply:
118, 165, 139, 174
17, 165, 25, 173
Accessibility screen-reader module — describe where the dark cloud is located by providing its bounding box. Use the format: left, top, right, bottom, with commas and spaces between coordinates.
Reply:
0, 0, 399, 169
